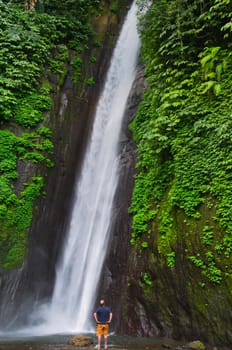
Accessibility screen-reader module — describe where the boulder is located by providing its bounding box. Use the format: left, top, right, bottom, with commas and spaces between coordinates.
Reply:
68, 334, 94, 347
186, 340, 206, 350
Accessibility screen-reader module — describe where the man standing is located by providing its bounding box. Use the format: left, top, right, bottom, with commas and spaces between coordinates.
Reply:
93, 299, 112, 349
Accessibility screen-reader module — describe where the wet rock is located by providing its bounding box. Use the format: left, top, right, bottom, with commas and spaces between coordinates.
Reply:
162, 344, 172, 349
176, 340, 206, 350
67, 334, 93, 347
186, 340, 206, 350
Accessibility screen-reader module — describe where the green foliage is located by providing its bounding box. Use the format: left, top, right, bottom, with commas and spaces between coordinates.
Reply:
90, 56, 97, 63
14, 86, 51, 127
86, 76, 95, 86
130, 0, 232, 284
141, 241, 149, 249
166, 251, 175, 268
42, 0, 101, 49
201, 226, 214, 246
109, 3, 118, 13
0, 0, 102, 269
0, 3, 54, 123
71, 55, 82, 83
189, 255, 206, 270
199, 46, 227, 96
0, 128, 53, 268
1, 176, 44, 270
188, 252, 222, 284
143, 272, 152, 286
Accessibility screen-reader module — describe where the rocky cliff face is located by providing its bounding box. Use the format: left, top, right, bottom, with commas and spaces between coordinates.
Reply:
121, 206, 232, 346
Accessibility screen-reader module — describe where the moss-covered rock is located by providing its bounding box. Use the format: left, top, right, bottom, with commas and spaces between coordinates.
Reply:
68, 334, 93, 347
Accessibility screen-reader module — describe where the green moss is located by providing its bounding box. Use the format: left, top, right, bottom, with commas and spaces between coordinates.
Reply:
0, 177, 44, 269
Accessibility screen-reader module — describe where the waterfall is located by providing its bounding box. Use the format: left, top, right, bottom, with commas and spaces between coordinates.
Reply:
3, 1, 140, 337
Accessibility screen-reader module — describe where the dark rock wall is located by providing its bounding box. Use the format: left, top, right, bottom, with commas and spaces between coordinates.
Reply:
121, 209, 232, 346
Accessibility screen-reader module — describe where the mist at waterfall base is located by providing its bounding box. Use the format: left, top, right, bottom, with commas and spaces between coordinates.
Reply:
0, 2, 140, 339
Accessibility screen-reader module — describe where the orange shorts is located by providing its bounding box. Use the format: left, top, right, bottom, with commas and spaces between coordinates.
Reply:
96, 324, 109, 336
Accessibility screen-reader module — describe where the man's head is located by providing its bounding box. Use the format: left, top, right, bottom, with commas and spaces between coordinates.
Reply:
99, 299, 105, 306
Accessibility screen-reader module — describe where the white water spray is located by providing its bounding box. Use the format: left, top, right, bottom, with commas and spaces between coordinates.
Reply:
8, 1, 140, 337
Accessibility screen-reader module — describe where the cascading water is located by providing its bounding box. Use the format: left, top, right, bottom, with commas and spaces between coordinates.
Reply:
3, 1, 140, 337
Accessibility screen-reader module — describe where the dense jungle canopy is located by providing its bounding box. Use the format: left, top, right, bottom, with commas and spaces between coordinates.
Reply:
0, 0, 231, 298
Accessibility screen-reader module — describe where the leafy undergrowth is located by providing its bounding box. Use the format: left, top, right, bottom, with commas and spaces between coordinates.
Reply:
0, 0, 100, 269
130, 0, 232, 285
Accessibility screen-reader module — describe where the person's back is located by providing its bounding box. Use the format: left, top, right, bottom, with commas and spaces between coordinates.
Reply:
96, 305, 111, 324
93, 299, 112, 349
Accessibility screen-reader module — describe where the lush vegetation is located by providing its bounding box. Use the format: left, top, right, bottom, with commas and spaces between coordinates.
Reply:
130, 0, 232, 285
1, 0, 231, 288
0, 0, 101, 269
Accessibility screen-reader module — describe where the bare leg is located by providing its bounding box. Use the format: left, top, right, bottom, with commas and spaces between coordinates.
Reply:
97, 335, 101, 349
104, 336, 108, 349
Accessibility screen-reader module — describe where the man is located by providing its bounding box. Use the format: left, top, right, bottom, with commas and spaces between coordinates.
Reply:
93, 299, 112, 349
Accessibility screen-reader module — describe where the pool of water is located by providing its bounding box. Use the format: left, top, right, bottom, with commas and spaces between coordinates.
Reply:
0, 334, 228, 350
0, 334, 175, 350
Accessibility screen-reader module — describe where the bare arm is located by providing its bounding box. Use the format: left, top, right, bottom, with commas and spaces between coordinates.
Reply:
93, 312, 99, 323
108, 312, 112, 323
